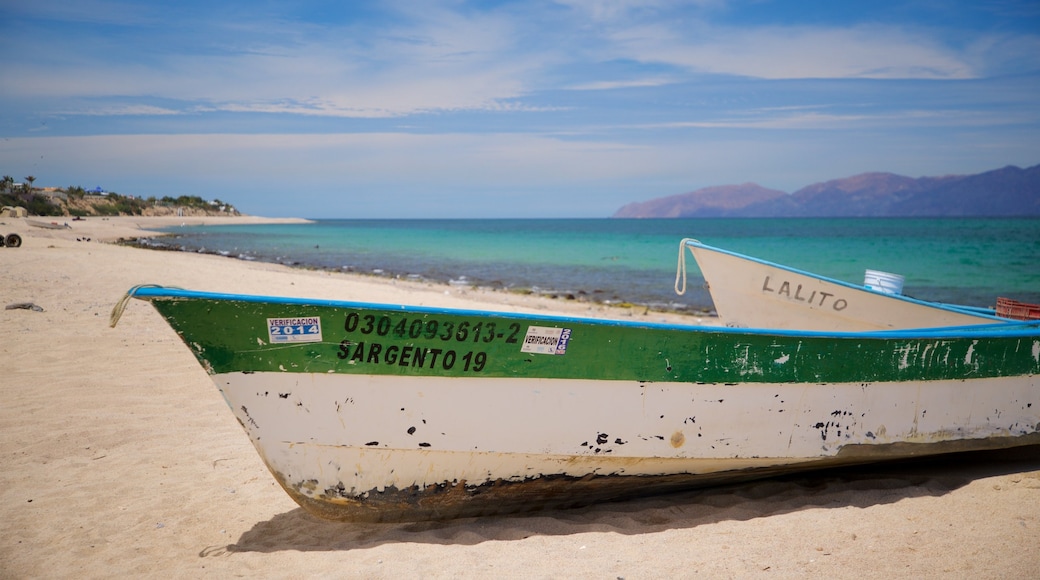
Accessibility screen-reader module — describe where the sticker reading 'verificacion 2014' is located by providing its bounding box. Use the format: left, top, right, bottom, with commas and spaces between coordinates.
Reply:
520, 326, 571, 355
267, 316, 323, 343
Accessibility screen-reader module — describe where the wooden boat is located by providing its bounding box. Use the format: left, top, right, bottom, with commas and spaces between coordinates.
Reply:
676, 238, 1008, 331
112, 285, 1040, 522
26, 219, 70, 230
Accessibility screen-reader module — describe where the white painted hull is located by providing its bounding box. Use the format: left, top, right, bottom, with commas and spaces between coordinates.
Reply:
682, 240, 1003, 331
217, 371, 1039, 517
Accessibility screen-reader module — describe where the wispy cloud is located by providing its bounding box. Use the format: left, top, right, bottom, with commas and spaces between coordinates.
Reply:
554, 0, 725, 21
2, 1, 546, 116
567, 77, 678, 90
60, 104, 184, 117
610, 23, 978, 80
3, 1, 1027, 115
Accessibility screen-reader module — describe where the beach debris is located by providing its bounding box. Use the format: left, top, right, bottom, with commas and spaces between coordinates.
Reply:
0, 233, 22, 247
5, 302, 44, 312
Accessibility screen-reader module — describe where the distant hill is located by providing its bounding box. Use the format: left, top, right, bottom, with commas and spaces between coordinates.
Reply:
612, 164, 1040, 218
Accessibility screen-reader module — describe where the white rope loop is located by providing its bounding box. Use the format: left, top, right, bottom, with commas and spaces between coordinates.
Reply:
674, 238, 698, 296
109, 284, 171, 328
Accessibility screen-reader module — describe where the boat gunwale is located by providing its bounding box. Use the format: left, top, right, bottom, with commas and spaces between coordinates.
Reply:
128, 285, 1040, 340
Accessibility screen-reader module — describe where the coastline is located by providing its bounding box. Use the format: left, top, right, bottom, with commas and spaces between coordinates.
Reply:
117, 215, 719, 318
1, 214, 704, 322
107, 216, 1040, 313
13, 214, 315, 243
1, 215, 1038, 578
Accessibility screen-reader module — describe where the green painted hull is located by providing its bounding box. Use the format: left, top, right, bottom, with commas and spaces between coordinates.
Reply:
136, 289, 1039, 384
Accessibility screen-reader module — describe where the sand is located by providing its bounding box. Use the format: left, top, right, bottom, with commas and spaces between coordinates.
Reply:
1, 215, 1037, 579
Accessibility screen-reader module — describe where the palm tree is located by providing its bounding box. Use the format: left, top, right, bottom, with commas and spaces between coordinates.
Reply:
24, 175, 36, 193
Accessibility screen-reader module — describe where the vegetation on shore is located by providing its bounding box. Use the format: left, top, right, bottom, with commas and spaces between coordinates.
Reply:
0, 175, 240, 217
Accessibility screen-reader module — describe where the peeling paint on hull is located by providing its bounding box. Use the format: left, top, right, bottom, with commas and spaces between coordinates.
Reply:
272, 434, 1040, 523
222, 372, 1040, 521
124, 286, 1040, 521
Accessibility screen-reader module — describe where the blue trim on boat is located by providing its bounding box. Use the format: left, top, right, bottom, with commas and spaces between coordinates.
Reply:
682, 239, 1009, 322
129, 286, 1040, 340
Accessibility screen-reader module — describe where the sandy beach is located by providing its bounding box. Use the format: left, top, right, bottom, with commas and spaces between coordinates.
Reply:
1, 215, 1038, 579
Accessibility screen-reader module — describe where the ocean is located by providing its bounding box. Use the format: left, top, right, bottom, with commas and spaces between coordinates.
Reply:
144, 218, 1040, 313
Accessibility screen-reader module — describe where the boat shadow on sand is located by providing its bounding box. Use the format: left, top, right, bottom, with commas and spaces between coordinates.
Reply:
214, 445, 1040, 554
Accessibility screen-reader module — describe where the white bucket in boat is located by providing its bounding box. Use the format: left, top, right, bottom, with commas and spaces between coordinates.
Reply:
864, 269, 905, 295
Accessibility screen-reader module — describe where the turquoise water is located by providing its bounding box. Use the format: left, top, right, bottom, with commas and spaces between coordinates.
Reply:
151, 218, 1040, 312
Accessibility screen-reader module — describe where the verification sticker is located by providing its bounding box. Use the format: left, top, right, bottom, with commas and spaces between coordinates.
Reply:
520, 326, 571, 355
267, 316, 323, 343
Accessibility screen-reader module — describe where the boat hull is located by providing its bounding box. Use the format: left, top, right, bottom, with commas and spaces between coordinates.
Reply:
681, 239, 1005, 331
123, 287, 1040, 521
221, 372, 1039, 521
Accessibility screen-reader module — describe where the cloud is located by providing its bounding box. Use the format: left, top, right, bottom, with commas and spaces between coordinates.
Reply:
567, 76, 678, 90
1, 1, 545, 115
553, 0, 724, 21
60, 104, 184, 117
963, 31, 1040, 76
610, 23, 978, 79
5, 0, 1034, 124
615, 101, 1040, 132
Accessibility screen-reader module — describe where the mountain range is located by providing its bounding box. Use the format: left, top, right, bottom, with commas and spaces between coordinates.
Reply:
612, 164, 1040, 218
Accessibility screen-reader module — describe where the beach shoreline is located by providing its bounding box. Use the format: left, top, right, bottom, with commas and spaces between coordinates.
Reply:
1, 215, 1038, 578
3, 214, 707, 322
108, 215, 720, 318
16, 214, 315, 242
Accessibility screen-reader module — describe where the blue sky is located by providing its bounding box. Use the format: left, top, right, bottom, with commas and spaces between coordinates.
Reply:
1, 0, 1038, 218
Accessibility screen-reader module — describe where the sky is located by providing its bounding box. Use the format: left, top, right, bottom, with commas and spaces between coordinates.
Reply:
1, 0, 1038, 218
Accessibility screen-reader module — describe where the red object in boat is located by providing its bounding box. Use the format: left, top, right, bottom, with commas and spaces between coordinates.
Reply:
996, 297, 1040, 321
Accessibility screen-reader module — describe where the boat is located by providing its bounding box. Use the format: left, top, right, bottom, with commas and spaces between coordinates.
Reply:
26, 219, 70, 230
676, 238, 1008, 331
111, 284, 1040, 522
997, 297, 1040, 321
